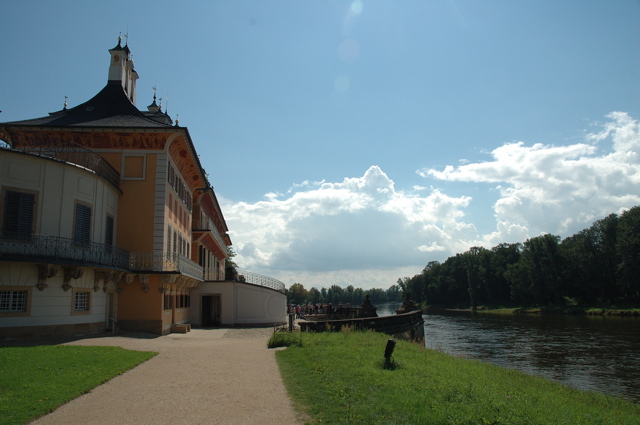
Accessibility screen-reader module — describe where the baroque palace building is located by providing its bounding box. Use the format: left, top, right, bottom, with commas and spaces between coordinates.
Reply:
0, 38, 286, 338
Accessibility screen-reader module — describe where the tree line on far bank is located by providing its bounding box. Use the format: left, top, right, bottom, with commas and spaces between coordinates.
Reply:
286, 206, 639, 309
398, 206, 640, 308
286, 282, 404, 307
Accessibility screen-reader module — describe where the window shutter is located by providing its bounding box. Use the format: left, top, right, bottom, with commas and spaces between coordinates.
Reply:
75, 204, 92, 246
3, 191, 34, 239
105, 216, 114, 246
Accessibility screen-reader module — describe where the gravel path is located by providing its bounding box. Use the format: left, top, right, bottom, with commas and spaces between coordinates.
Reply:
29, 328, 301, 425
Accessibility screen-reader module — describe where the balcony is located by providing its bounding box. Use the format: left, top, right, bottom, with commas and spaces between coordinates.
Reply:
0, 233, 129, 270
4, 137, 120, 190
0, 234, 203, 281
191, 216, 227, 253
129, 252, 203, 281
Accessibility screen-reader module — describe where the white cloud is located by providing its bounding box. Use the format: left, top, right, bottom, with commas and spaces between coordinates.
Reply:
221, 165, 475, 289
419, 111, 640, 238
221, 112, 640, 290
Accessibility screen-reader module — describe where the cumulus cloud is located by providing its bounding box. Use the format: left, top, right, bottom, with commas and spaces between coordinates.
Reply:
221, 166, 475, 288
419, 111, 640, 239
221, 112, 640, 290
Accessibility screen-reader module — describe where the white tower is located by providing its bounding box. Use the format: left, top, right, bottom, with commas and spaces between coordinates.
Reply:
108, 35, 139, 105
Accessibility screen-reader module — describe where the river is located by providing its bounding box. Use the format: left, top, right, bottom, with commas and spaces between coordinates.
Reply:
376, 303, 640, 403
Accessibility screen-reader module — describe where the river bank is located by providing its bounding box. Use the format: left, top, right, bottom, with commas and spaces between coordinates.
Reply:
422, 309, 640, 403
426, 305, 640, 316
276, 330, 640, 424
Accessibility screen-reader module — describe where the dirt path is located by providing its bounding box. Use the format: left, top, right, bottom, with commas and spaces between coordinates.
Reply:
29, 328, 301, 425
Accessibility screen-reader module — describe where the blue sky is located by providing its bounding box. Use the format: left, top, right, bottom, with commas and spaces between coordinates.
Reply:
2, 1, 639, 290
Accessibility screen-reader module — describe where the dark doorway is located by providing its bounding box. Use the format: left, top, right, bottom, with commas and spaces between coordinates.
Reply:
201, 295, 221, 326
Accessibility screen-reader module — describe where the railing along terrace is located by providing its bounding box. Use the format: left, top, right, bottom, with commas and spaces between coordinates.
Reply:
0, 233, 130, 270
6, 137, 120, 190
191, 217, 227, 252
191, 216, 213, 231
236, 269, 286, 293
129, 252, 204, 281
204, 267, 226, 281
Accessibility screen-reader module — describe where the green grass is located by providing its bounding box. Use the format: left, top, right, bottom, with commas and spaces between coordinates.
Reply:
275, 330, 640, 424
0, 345, 157, 425
268, 331, 304, 348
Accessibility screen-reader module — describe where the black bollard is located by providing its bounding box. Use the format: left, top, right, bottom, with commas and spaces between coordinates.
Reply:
384, 339, 396, 359
384, 338, 397, 370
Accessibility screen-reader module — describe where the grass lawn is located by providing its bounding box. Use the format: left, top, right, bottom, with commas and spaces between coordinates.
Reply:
274, 330, 640, 424
0, 345, 156, 425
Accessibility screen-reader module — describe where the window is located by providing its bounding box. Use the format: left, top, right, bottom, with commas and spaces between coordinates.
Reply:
72, 289, 91, 314
0, 290, 28, 312
2, 190, 35, 240
164, 294, 172, 310
167, 163, 192, 212
173, 231, 177, 255
105, 215, 114, 246
0, 287, 32, 317
74, 203, 92, 247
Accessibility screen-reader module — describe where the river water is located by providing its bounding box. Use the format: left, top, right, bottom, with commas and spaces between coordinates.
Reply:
376, 304, 640, 403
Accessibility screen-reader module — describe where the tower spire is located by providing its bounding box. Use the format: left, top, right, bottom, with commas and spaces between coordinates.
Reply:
108, 33, 139, 105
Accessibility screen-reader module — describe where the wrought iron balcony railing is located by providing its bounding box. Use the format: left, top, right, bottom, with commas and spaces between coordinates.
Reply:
236, 269, 286, 293
191, 216, 228, 252
129, 252, 204, 281
0, 234, 204, 281
5, 136, 120, 190
1, 235, 278, 291
0, 233, 130, 270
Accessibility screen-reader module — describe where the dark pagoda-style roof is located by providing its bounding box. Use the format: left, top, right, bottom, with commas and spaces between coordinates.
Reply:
2, 81, 172, 129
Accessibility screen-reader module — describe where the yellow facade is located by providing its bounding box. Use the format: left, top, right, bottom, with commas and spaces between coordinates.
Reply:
0, 39, 232, 337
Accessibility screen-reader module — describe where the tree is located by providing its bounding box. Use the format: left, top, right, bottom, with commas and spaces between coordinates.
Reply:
287, 283, 308, 305
367, 288, 388, 305
345, 285, 355, 304
617, 206, 640, 303
353, 287, 365, 305
225, 246, 239, 270
508, 234, 563, 305
307, 287, 321, 304
327, 285, 344, 305
386, 284, 402, 302
465, 246, 487, 309
488, 243, 521, 305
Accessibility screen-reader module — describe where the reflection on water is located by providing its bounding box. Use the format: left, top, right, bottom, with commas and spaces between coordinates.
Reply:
377, 304, 640, 403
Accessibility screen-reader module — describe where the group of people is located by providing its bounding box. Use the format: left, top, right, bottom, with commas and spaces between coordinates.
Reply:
288, 302, 352, 319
